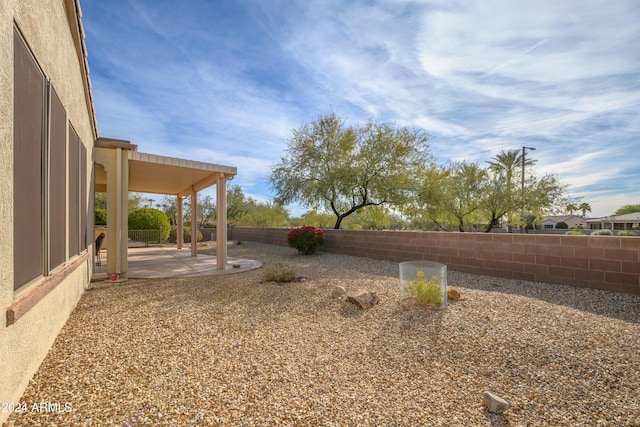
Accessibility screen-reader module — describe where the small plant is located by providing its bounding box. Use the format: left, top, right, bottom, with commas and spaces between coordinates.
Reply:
262, 262, 297, 283
565, 230, 584, 235
591, 229, 613, 236
618, 231, 637, 236
407, 270, 443, 306
287, 226, 325, 255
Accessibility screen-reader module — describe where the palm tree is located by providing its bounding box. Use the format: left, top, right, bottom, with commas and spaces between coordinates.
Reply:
566, 203, 578, 215
578, 202, 591, 217
487, 150, 521, 187
487, 149, 536, 225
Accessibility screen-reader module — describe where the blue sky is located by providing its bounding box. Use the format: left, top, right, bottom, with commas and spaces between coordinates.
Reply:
82, 0, 640, 218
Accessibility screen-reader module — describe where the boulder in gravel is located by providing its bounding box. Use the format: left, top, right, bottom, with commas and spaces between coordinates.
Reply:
483, 391, 512, 413
345, 290, 379, 310
447, 289, 462, 301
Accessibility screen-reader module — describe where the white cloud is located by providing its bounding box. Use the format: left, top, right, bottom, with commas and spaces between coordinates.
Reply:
82, 0, 640, 218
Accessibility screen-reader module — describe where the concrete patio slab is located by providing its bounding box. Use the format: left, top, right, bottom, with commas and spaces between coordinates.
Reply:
93, 246, 261, 281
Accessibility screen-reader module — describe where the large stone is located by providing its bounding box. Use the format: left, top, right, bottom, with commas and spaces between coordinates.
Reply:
447, 289, 462, 301
483, 391, 512, 413
345, 290, 379, 310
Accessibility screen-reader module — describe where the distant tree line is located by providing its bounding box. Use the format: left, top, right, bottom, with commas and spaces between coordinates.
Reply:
96, 111, 637, 231
269, 113, 570, 231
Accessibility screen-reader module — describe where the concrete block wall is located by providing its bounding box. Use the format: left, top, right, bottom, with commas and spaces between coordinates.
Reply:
232, 227, 640, 296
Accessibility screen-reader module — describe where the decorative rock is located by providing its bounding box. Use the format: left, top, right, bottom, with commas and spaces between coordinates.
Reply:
483, 391, 512, 414
345, 290, 379, 310
447, 289, 462, 301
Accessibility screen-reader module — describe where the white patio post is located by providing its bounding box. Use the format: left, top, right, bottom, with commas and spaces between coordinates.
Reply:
190, 188, 197, 257
95, 146, 128, 278
216, 174, 228, 270
118, 147, 129, 277
176, 195, 183, 250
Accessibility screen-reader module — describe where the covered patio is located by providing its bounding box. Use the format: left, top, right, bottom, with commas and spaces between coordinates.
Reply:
93, 246, 261, 280
94, 137, 250, 279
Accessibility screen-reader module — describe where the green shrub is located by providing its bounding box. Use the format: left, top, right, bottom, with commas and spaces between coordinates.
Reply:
591, 229, 613, 236
95, 208, 107, 225
262, 262, 297, 283
555, 221, 568, 229
407, 270, 443, 306
287, 226, 325, 255
618, 231, 637, 236
565, 230, 584, 235
168, 227, 203, 243
128, 208, 170, 240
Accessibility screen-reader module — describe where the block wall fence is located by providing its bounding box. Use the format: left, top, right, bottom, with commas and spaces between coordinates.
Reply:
231, 227, 640, 296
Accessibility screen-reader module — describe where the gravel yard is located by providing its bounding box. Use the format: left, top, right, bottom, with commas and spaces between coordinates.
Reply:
8, 241, 640, 426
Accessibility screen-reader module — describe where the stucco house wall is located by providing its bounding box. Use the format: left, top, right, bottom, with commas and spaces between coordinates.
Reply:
0, 0, 95, 422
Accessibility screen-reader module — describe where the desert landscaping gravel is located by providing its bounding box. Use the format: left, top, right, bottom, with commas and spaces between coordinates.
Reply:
7, 241, 640, 426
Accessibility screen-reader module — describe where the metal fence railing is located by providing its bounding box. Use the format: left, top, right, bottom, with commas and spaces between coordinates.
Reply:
127, 229, 165, 248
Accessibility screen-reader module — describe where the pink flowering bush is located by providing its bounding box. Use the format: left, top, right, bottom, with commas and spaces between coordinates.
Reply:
287, 226, 325, 255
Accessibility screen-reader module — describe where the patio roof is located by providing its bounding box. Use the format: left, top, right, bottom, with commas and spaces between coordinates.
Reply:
94, 138, 237, 196
93, 137, 237, 277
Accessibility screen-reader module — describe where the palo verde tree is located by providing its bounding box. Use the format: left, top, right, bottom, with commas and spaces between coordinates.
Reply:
404, 165, 451, 230
443, 161, 487, 232
615, 203, 640, 215
270, 113, 431, 229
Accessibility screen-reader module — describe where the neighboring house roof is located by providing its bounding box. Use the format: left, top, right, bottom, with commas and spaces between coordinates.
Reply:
586, 213, 640, 223
541, 215, 586, 225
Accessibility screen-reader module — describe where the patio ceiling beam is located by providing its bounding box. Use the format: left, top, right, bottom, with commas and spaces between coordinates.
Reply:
178, 173, 219, 198
178, 172, 236, 198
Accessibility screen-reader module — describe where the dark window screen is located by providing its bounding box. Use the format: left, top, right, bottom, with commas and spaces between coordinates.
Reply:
13, 29, 45, 290
68, 125, 79, 256
49, 85, 66, 270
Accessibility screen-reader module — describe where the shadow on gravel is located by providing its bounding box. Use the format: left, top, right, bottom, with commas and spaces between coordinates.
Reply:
449, 271, 640, 324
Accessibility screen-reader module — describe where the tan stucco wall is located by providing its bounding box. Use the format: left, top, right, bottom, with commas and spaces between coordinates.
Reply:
1, 0, 95, 422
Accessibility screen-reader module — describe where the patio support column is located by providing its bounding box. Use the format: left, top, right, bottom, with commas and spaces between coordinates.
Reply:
176, 196, 183, 250
190, 188, 197, 257
216, 174, 228, 270
94, 146, 128, 278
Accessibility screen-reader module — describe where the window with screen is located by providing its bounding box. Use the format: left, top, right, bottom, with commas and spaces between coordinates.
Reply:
13, 27, 45, 291
13, 26, 88, 291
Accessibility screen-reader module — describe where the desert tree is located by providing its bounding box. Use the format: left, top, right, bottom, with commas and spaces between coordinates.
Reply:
444, 161, 487, 232
487, 149, 537, 225
615, 203, 640, 215
270, 113, 431, 229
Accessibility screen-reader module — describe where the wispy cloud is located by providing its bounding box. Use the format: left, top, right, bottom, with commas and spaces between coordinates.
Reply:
482, 39, 548, 77
82, 0, 640, 217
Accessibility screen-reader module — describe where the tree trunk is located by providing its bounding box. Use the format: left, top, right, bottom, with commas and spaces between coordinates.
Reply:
485, 214, 499, 232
